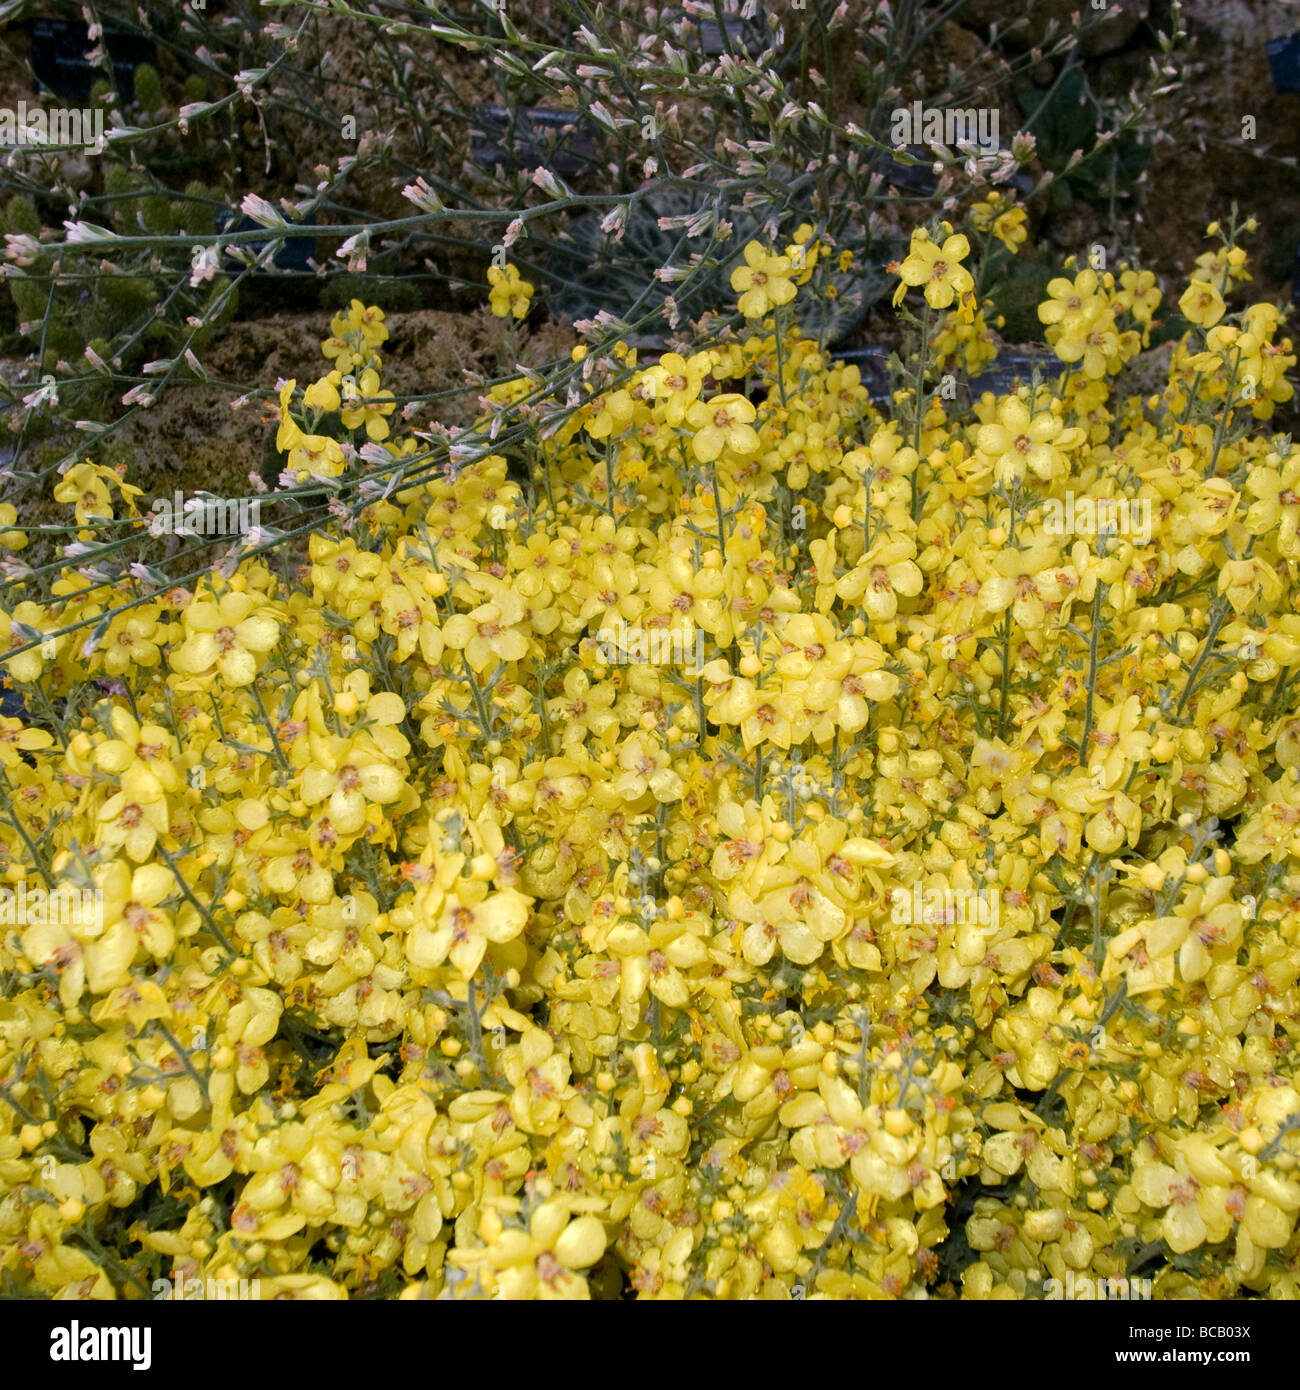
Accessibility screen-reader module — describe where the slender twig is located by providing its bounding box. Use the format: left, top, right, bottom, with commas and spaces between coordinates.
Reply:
154, 842, 236, 958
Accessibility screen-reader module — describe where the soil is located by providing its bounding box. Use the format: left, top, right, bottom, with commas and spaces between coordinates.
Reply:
110, 304, 576, 504
3, 306, 575, 577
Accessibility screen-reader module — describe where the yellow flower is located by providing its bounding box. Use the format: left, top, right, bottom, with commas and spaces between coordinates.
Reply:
731, 241, 797, 319
975, 396, 1079, 485
639, 352, 707, 425
611, 731, 683, 803
289, 434, 347, 479
685, 393, 758, 462
101, 607, 165, 678
406, 877, 532, 978
582, 388, 635, 440
53, 461, 142, 527
836, 535, 924, 622
784, 224, 820, 284
990, 207, 1028, 255
0, 602, 55, 684
302, 373, 342, 413
340, 367, 396, 442
0, 502, 26, 551
95, 768, 171, 863
171, 589, 282, 687
449, 1194, 607, 1299
322, 300, 388, 372
321, 336, 368, 374
1037, 269, 1106, 337
1116, 268, 1161, 342
487, 263, 534, 319
440, 580, 531, 671
0, 715, 54, 769
299, 744, 408, 837
1179, 279, 1226, 328
970, 190, 1008, 229
973, 195, 1028, 255
892, 226, 974, 309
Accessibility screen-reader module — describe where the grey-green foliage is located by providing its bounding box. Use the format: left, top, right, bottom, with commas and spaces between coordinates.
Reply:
0, 179, 231, 423
548, 182, 902, 350
1016, 67, 1152, 214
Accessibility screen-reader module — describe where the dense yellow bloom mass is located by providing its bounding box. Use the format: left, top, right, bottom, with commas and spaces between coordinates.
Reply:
2, 216, 1299, 1303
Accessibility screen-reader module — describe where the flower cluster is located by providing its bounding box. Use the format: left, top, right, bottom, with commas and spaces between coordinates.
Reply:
2, 212, 1299, 1301
487, 264, 535, 321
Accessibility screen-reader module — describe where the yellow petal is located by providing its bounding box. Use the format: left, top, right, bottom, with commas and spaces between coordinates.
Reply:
554, 1215, 606, 1269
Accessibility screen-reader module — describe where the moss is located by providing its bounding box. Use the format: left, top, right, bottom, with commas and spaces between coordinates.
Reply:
101, 274, 155, 310
133, 62, 163, 113
2, 196, 40, 238
103, 164, 134, 201
181, 182, 217, 237
988, 260, 1055, 345
142, 195, 174, 236
8, 274, 45, 326
321, 274, 428, 315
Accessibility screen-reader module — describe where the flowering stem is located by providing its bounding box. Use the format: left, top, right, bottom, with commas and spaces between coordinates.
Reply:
1177, 372, 1204, 428
1079, 580, 1107, 761
63, 1221, 154, 1300
1089, 859, 1111, 970
605, 439, 616, 520
251, 683, 291, 774
154, 842, 236, 959
995, 610, 1013, 741
0, 780, 54, 889
460, 654, 497, 743
773, 310, 789, 410
807, 1185, 859, 1288
910, 303, 932, 522
1204, 351, 1240, 479
536, 677, 554, 754
151, 1020, 211, 1105
709, 462, 728, 546
532, 442, 556, 515
0, 1077, 39, 1128
1265, 666, 1295, 720
465, 975, 490, 1079
1176, 597, 1230, 718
